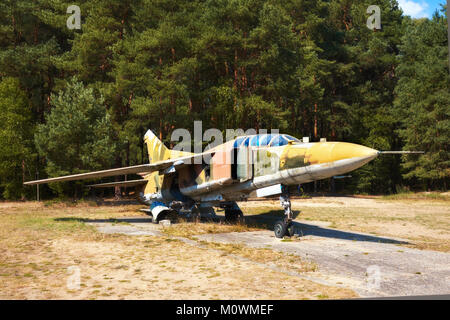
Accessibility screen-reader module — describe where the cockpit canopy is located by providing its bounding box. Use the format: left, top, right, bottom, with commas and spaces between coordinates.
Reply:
233, 134, 301, 148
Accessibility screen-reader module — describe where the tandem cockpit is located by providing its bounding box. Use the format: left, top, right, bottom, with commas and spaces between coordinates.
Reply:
232, 133, 302, 148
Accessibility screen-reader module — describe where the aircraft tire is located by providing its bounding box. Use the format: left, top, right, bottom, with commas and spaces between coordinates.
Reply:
155, 209, 178, 224
274, 220, 288, 238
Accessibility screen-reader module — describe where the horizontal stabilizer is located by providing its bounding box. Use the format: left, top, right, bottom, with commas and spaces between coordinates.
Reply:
87, 180, 147, 188
24, 164, 155, 185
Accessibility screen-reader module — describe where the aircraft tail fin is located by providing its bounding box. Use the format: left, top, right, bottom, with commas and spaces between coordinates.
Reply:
144, 130, 171, 164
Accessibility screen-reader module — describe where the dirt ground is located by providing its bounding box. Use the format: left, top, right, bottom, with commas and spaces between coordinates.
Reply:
240, 195, 450, 252
0, 201, 354, 300
0, 194, 448, 299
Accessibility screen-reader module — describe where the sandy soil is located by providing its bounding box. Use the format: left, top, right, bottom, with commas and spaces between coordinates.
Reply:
0, 195, 448, 299
239, 196, 450, 251
0, 201, 354, 300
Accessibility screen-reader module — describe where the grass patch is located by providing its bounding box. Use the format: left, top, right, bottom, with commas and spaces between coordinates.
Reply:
0, 201, 357, 300
203, 241, 318, 273
242, 200, 450, 252
162, 220, 261, 238
43, 198, 99, 208
18, 216, 94, 235
382, 192, 449, 201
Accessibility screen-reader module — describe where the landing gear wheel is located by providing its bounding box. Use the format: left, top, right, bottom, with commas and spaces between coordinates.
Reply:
275, 185, 295, 238
274, 220, 288, 238
225, 209, 243, 224
155, 209, 178, 224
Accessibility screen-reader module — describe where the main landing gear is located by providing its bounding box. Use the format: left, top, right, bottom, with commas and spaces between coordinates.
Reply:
223, 202, 244, 223
274, 188, 295, 238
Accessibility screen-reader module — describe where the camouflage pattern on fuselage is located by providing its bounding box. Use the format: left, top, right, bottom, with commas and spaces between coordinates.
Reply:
138, 133, 378, 206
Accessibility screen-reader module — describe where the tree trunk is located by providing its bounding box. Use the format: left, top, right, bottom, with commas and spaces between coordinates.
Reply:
447, 0, 450, 74
314, 103, 318, 140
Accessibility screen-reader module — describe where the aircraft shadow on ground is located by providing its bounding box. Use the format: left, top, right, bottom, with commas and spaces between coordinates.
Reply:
243, 210, 409, 245
55, 209, 408, 245
54, 217, 152, 224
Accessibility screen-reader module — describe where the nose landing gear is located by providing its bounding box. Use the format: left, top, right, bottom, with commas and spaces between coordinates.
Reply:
274, 187, 295, 238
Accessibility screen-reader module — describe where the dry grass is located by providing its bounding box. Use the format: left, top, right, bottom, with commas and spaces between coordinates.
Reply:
381, 192, 449, 202
0, 201, 355, 300
199, 241, 318, 273
162, 220, 261, 238
241, 196, 450, 252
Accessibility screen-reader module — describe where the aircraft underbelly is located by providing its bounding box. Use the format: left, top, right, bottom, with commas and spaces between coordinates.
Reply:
255, 155, 376, 187
218, 155, 376, 199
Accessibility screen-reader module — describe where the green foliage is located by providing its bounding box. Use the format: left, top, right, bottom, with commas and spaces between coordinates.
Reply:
35, 77, 117, 196
0, 78, 35, 199
394, 15, 450, 189
0, 0, 448, 198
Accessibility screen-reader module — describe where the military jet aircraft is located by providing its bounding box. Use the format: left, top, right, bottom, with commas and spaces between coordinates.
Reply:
24, 130, 420, 238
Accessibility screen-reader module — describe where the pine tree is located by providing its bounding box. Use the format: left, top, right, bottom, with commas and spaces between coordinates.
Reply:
0, 78, 35, 199
319, 0, 405, 193
394, 14, 450, 190
0, 0, 448, 197
35, 77, 117, 196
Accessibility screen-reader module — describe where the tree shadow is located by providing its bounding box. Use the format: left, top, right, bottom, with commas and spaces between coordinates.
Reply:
91, 199, 140, 206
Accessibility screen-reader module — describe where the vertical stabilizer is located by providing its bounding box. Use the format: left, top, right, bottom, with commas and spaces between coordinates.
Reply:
143, 130, 171, 163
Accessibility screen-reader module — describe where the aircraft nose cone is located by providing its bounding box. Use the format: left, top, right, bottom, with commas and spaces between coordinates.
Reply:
304, 142, 379, 165
331, 143, 378, 161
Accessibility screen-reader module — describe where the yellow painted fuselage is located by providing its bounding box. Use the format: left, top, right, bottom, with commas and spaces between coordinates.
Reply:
138, 134, 378, 205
